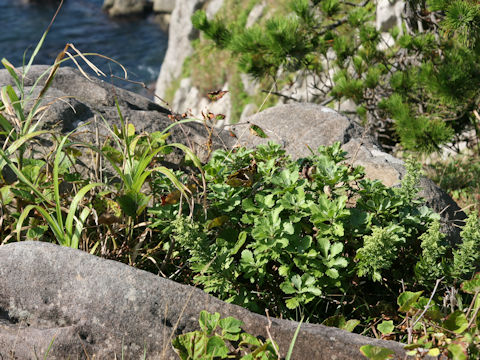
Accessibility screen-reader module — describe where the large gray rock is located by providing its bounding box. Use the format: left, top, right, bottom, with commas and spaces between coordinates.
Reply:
0, 241, 409, 359
102, 0, 150, 17
230, 103, 466, 242
0, 65, 226, 164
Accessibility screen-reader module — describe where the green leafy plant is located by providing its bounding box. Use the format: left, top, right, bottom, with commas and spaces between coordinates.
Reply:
16, 132, 101, 248
149, 141, 453, 323
374, 273, 480, 359
83, 102, 206, 264
359, 344, 395, 360
172, 310, 278, 360
98, 103, 197, 217
452, 212, 480, 280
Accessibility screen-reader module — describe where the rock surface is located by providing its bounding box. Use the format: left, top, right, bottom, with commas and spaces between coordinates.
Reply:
153, 0, 176, 13
376, 0, 405, 31
155, 0, 253, 120
155, 0, 209, 101
172, 78, 232, 122
102, 0, 150, 17
230, 103, 466, 242
0, 241, 409, 359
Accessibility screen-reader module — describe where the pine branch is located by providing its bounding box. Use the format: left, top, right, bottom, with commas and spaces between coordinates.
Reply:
260, 90, 300, 102
319, 0, 371, 35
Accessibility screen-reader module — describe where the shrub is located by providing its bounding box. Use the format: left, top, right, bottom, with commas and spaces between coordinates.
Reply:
149, 141, 477, 323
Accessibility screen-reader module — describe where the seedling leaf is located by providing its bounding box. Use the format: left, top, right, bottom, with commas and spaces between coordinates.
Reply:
359, 345, 395, 359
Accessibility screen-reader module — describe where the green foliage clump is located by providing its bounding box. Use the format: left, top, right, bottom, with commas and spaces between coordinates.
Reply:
415, 219, 448, 286
355, 224, 405, 282
150, 141, 459, 322
452, 212, 480, 280
376, 274, 480, 359
172, 310, 278, 360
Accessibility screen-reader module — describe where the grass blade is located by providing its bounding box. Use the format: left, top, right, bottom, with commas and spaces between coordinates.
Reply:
285, 317, 303, 360
43, 334, 56, 360
152, 166, 190, 199
0, 113, 14, 135
80, 141, 132, 190
17, 205, 65, 245
65, 183, 102, 243
24, 0, 64, 75
160, 118, 198, 135
1, 59, 22, 93
0, 148, 51, 205
5, 86, 25, 120
33, 206, 66, 245
168, 143, 204, 171
131, 149, 163, 193
4, 130, 48, 156
52, 134, 72, 231
70, 206, 92, 249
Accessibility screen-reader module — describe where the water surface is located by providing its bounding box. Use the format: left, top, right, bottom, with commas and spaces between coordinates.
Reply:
0, 0, 168, 96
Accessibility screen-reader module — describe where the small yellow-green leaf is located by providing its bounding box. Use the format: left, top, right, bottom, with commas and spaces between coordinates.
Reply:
359, 345, 395, 360
443, 311, 469, 334
461, 272, 480, 294
199, 311, 220, 335
377, 320, 394, 335
207, 335, 229, 357
207, 215, 229, 229
127, 123, 136, 137
398, 291, 423, 313
219, 316, 243, 335
0, 185, 13, 205
447, 343, 467, 360
343, 319, 361, 332
231, 231, 247, 255
285, 297, 300, 309
249, 124, 268, 138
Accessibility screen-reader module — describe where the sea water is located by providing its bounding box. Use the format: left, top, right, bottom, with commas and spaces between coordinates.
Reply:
0, 0, 168, 97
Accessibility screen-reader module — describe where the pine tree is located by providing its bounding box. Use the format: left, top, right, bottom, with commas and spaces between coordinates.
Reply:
192, 0, 480, 155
